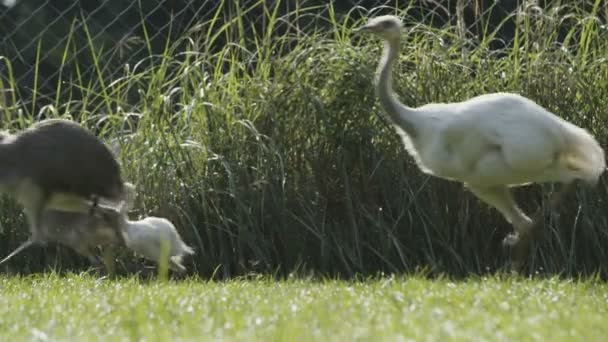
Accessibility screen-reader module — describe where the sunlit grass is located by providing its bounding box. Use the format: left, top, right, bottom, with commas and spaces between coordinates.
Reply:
0, 273, 606, 341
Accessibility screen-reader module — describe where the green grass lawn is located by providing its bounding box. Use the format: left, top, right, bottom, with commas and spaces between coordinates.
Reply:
0, 274, 606, 341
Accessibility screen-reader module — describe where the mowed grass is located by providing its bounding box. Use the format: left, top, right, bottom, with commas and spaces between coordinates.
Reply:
0, 274, 606, 341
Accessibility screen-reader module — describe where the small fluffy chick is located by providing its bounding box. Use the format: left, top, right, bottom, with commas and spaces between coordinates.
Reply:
121, 216, 195, 274
113, 183, 195, 273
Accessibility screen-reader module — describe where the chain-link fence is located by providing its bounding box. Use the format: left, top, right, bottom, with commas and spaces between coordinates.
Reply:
1, 0, 585, 112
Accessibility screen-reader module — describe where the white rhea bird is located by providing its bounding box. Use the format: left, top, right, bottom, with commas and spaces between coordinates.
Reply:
357, 15, 605, 266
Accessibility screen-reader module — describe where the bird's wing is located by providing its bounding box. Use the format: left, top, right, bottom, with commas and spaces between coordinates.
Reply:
473, 110, 565, 173
438, 106, 565, 176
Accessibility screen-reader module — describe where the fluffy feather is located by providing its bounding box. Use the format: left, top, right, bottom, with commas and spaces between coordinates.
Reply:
121, 216, 195, 273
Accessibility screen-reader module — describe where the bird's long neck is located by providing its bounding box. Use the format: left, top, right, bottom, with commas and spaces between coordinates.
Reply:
376, 37, 418, 139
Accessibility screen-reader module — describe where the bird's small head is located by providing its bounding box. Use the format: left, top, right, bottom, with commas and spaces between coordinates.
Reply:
356, 15, 403, 40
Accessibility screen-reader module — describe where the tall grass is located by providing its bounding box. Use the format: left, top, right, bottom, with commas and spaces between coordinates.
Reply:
1, 1, 608, 278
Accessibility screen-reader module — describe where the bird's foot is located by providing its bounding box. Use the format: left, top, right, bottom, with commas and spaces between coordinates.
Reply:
502, 231, 534, 274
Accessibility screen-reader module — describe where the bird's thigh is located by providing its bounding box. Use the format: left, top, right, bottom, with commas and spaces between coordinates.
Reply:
18, 189, 47, 236
466, 184, 531, 228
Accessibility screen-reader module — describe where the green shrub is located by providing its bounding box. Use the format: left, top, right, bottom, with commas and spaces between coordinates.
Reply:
1, 1, 607, 278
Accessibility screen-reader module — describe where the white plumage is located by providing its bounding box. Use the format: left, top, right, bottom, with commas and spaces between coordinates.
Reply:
115, 183, 195, 273
411, 93, 605, 186
358, 15, 605, 265
121, 216, 195, 274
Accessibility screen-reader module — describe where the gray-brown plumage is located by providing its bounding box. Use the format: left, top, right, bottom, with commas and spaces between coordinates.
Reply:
0, 119, 124, 201
0, 118, 127, 257
37, 203, 125, 272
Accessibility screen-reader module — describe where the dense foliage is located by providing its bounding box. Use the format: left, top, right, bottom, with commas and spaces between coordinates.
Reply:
1, 1, 608, 279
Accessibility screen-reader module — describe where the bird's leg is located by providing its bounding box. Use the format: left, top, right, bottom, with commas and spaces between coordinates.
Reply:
169, 258, 187, 275
467, 185, 533, 244
501, 181, 578, 248
466, 185, 537, 272
15, 180, 48, 245
505, 181, 577, 270
469, 182, 578, 272
0, 239, 35, 266
101, 247, 117, 278
505, 181, 576, 264
505, 181, 577, 272
526, 180, 578, 239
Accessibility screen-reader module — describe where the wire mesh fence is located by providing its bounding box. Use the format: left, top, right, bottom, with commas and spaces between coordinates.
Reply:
0, 0, 598, 115
0, 0, 528, 111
